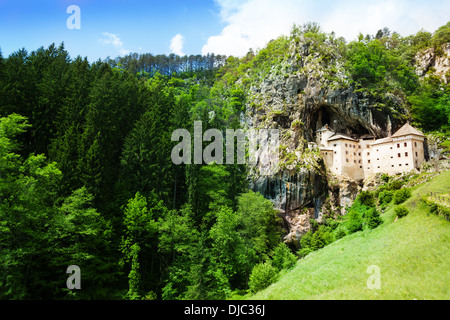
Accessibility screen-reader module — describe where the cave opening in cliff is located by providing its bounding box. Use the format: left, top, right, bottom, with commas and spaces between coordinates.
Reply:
311, 105, 372, 140
314, 106, 331, 131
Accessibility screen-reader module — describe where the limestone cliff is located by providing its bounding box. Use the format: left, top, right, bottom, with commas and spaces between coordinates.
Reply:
244, 34, 411, 246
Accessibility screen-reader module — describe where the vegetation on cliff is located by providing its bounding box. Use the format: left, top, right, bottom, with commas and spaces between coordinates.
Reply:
218, 21, 450, 134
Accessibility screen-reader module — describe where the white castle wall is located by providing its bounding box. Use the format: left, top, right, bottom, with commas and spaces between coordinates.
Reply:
318, 126, 425, 181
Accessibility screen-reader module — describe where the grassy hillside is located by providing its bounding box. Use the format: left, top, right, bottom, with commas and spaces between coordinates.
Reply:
251, 170, 450, 300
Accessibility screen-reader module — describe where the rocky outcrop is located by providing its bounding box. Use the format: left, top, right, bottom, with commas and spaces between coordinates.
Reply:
283, 207, 315, 249
415, 43, 450, 84
245, 35, 410, 246
249, 169, 328, 216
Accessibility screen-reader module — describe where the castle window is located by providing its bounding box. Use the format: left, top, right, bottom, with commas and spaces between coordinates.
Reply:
415, 152, 418, 157
367, 152, 370, 156
404, 142, 407, 147
406, 163, 409, 166
359, 160, 362, 163
398, 153, 401, 158
392, 165, 394, 167
360, 166, 363, 169
334, 144, 337, 147
354, 160, 357, 163
397, 144, 400, 148
354, 152, 357, 156
368, 160, 371, 164
346, 159, 349, 163
399, 164, 402, 167
354, 145, 356, 149
405, 152, 408, 157
378, 166, 380, 169
346, 151, 348, 155
358, 153, 361, 156
415, 142, 417, 147
359, 146, 361, 149
345, 143, 348, 147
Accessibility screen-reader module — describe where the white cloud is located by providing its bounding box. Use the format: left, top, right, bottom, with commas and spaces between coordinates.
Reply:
99, 32, 130, 56
202, 0, 450, 57
203, 0, 308, 56
170, 34, 185, 56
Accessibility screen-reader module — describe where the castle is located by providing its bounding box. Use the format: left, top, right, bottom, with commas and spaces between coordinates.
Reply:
316, 123, 426, 181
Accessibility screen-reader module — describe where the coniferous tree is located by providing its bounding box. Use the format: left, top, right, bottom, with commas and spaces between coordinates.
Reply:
49, 56, 93, 196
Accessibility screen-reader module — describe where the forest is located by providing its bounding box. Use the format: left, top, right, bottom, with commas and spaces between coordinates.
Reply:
0, 22, 449, 300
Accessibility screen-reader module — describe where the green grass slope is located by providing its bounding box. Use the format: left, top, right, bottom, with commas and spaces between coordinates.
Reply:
251, 170, 450, 300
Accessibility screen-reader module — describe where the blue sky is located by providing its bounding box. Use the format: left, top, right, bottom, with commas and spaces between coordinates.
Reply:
0, 0, 224, 61
0, 0, 449, 61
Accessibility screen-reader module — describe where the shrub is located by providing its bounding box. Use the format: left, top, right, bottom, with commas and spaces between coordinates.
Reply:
378, 190, 394, 206
271, 243, 297, 271
376, 183, 389, 196
327, 219, 340, 230
300, 231, 313, 250
395, 205, 410, 218
357, 191, 375, 207
334, 225, 348, 240
249, 262, 278, 293
309, 226, 334, 251
346, 210, 364, 233
309, 219, 319, 232
381, 173, 390, 183
430, 203, 439, 214
297, 247, 313, 259
321, 226, 334, 245
394, 188, 412, 205
366, 208, 383, 229
421, 197, 450, 220
389, 180, 403, 190
310, 230, 325, 251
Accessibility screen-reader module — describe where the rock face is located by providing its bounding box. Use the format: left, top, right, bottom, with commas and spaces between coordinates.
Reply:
283, 207, 315, 248
245, 35, 410, 246
415, 43, 450, 84
249, 169, 327, 248
249, 169, 328, 216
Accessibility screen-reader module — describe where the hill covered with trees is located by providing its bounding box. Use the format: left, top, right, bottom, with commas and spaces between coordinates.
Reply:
0, 21, 449, 300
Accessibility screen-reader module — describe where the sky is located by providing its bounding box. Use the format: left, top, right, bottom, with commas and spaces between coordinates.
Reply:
0, 0, 449, 61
